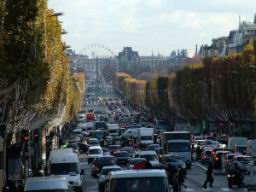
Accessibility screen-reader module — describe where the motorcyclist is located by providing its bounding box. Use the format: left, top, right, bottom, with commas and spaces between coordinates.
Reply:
228, 162, 244, 187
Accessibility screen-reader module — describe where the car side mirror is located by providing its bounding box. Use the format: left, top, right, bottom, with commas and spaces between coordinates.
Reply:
80, 169, 84, 175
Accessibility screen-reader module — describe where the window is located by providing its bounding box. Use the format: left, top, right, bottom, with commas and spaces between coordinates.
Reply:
51, 163, 78, 175
110, 177, 168, 192
140, 154, 157, 161
168, 143, 191, 152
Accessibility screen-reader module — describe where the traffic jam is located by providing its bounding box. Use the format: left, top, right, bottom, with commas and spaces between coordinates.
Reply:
21, 96, 256, 192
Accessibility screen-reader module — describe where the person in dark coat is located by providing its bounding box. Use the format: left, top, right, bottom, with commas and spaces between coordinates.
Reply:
203, 162, 214, 189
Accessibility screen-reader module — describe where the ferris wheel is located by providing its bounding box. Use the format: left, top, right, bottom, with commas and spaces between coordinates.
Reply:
80, 44, 118, 95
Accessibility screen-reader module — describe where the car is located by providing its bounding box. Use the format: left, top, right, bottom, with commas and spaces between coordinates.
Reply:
161, 154, 187, 173
24, 176, 71, 192
88, 146, 103, 163
87, 138, 100, 146
98, 166, 122, 192
233, 155, 253, 174
77, 143, 88, 154
114, 151, 130, 165
91, 155, 116, 177
108, 145, 121, 155
204, 140, 222, 149
128, 158, 147, 169
224, 153, 237, 172
103, 148, 111, 155
212, 150, 230, 169
121, 146, 135, 157
137, 150, 160, 167
200, 148, 213, 164
104, 170, 170, 192
67, 143, 80, 154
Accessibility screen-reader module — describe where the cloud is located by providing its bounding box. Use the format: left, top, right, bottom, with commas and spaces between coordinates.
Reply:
48, 0, 256, 55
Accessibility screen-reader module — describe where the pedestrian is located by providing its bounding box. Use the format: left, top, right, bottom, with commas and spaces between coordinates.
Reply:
177, 167, 186, 191
203, 162, 214, 189
172, 169, 179, 192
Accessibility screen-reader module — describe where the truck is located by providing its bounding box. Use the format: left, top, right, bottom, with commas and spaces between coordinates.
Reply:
107, 123, 120, 139
160, 131, 191, 169
138, 128, 154, 146
228, 137, 247, 152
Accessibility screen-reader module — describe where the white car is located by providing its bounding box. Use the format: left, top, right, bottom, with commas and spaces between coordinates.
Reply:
88, 146, 103, 163
105, 170, 170, 192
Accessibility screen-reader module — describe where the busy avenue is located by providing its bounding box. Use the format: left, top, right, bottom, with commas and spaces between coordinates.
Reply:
30, 91, 254, 192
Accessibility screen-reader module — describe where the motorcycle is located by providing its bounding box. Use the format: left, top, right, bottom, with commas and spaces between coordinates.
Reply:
227, 172, 244, 188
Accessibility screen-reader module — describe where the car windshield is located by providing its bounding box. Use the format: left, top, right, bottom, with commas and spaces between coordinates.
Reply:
98, 157, 115, 164
236, 157, 251, 162
110, 177, 168, 192
140, 154, 157, 161
109, 145, 121, 150
109, 130, 118, 133
51, 163, 78, 175
168, 143, 190, 152
89, 149, 102, 154
27, 190, 69, 192
101, 168, 121, 175
89, 140, 99, 145
116, 152, 129, 157
140, 136, 152, 140
95, 122, 106, 129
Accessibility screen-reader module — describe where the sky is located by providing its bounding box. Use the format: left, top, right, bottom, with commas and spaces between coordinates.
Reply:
48, 0, 256, 56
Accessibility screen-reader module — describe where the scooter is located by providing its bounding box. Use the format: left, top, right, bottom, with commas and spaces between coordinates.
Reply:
227, 172, 244, 188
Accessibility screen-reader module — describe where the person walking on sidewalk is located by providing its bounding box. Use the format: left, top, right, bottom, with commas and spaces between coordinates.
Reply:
203, 162, 214, 189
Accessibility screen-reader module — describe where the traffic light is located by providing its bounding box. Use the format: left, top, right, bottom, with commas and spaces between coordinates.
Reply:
34, 129, 39, 143
22, 129, 29, 143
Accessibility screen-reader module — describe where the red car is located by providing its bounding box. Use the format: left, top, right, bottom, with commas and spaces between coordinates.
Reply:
87, 113, 95, 122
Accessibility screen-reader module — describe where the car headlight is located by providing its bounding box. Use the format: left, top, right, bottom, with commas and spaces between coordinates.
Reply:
182, 164, 186, 169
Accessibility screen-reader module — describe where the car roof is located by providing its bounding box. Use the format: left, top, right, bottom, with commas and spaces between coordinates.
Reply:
102, 165, 121, 170
25, 176, 68, 191
139, 150, 157, 155
109, 170, 167, 179
89, 146, 102, 150
89, 138, 98, 141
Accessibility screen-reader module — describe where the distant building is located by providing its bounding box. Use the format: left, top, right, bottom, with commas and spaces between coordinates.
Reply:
199, 14, 256, 58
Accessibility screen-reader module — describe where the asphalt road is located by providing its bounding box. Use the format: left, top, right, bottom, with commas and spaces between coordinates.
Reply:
79, 94, 249, 192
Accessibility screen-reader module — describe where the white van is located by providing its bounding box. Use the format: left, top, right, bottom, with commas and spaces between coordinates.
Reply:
105, 170, 170, 192
88, 146, 103, 163
25, 176, 71, 192
121, 128, 139, 139
138, 128, 154, 145
49, 149, 83, 191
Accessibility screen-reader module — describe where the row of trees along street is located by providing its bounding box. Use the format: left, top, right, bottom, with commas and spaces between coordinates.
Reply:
0, 0, 85, 187
114, 43, 256, 138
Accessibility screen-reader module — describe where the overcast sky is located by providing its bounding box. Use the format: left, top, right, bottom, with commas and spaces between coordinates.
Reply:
49, 0, 256, 56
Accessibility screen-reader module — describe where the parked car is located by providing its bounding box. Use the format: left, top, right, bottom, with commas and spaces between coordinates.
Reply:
98, 166, 121, 192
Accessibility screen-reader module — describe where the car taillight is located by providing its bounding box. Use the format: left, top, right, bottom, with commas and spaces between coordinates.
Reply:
216, 157, 219, 161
